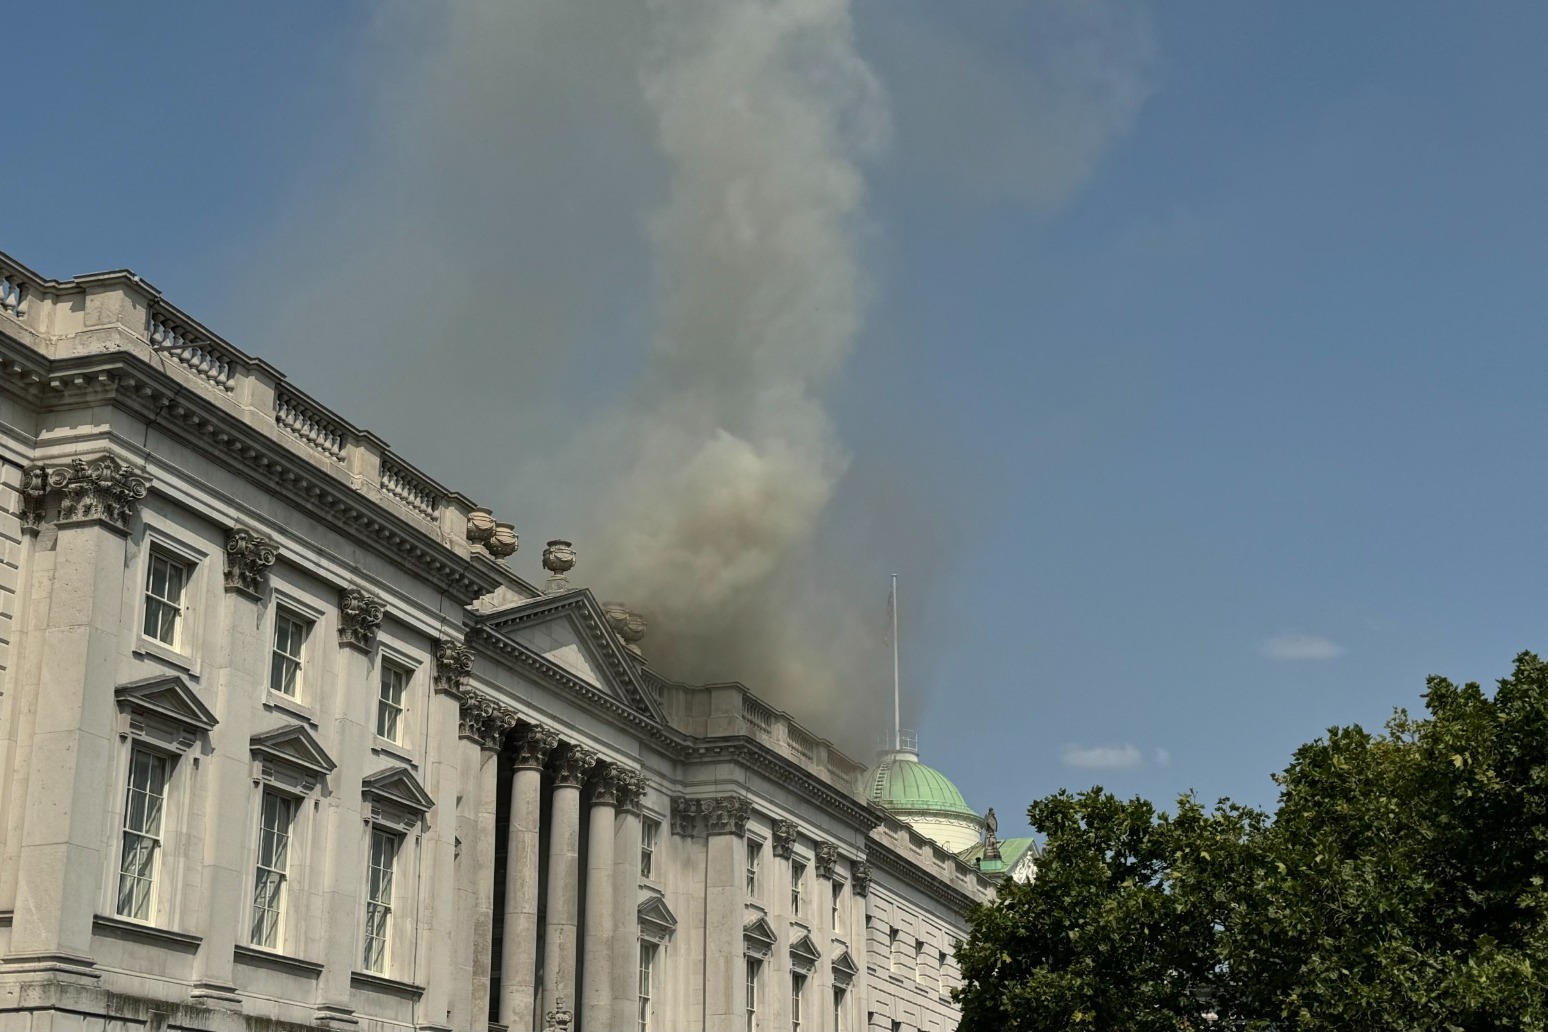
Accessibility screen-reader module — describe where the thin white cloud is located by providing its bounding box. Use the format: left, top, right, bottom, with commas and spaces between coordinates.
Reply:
1261, 633, 1345, 661
1061, 743, 1143, 770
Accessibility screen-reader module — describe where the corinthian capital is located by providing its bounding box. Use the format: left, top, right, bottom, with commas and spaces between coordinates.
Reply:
338, 587, 386, 652
22, 455, 152, 535
589, 762, 626, 806
549, 742, 599, 787
617, 769, 649, 814
512, 723, 559, 769
433, 638, 475, 696
224, 526, 279, 599
479, 705, 519, 751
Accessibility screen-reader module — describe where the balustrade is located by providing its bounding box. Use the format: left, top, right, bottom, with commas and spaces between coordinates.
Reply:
274, 389, 348, 461
147, 307, 240, 390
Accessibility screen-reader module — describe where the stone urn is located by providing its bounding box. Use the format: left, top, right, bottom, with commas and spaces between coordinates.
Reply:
486, 521, 518, 558
466, 506, 496, 545
542, 539, 576, 575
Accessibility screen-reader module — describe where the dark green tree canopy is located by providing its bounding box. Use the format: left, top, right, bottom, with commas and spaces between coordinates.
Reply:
954, 651, 1548, 1032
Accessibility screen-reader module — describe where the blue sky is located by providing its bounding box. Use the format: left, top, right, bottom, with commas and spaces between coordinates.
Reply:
8, 2, 1548, 837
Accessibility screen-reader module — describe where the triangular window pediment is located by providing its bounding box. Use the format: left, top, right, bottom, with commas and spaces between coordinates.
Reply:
251, 725, 336, 777
744, 915, 777, 957
790, 933, 823, 972
116, 674, 218, 733
831, 947, 859, 986
639, 894, 677, 942
362, 765, 435, 815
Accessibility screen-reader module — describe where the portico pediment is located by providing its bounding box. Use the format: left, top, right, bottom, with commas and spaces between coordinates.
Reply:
473, 589, 664, 724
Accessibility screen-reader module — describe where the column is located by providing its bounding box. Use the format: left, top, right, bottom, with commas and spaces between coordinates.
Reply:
473, 704, 516, 1032
451, 694, 504, 1032
611, 771, 647, 1031
702, 796, 751, 1032
542, 742, 597, 1025
581, 763, 621, 1031
500, 723, 557, 1031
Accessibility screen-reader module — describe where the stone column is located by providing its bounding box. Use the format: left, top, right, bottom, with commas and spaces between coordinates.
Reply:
473, 704, 517, 1032
610, 771, 647, 1031
700, 796, 751, 1032
542, 742, 597, 1021
581, 762, 622, 1031
451, 693, 510, 1032
500, 723, 558, 1031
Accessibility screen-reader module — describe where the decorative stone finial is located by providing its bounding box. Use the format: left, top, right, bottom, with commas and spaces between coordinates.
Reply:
542, 539, 576, 594
486, 521, 518, 559
224, 526, 279, 598
602, 602, 648, 655
466, 506, 496, 545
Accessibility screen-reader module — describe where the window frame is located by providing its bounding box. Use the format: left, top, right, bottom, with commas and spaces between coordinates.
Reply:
362, 827, 401, 974
638, 939, 658, 1032
790, 857, 806, 918
746, 838, 763, 897
116, 746, 171, 922
791, 971, 806, 1032
376, 659, 410, 745
640, 816, 660, 879
269, 608, 312, 699
142, 550, 189, 649
250, 790, 297, 949
746, 956, 761, 1032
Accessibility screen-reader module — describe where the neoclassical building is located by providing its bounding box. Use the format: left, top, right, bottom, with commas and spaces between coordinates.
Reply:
0, 248, 1020, 1032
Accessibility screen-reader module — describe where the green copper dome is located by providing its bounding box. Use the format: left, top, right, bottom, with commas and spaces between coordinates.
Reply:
867, 754, 979, 819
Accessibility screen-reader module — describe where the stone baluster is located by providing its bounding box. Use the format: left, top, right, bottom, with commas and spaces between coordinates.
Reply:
500, 723, 558, 1031
542, 742, 597, 1023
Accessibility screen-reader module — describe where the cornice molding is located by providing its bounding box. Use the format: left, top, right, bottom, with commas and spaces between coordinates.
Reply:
864, 837, 983, 915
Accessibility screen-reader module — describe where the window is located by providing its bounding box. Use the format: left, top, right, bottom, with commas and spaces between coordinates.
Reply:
640, 817, 659, 879
790, 858, 806, 918
377, 662, 408, 743
363, 829, 399, 973
887, 927, 898, 970
833, 986, 846, 1032
143, 552, 188, 647
269, 611, 310, 696
638, 940, 657, 1032
745, 957, 761, 1032
250, 792, 295, 947
117, 748, 169, 920
791, 972, 806, 1032
746, 839, 762, 896
831, 880, 842, 931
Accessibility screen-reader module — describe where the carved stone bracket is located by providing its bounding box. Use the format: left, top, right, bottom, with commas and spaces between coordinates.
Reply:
22, 455, 151, 535
433, 639, 475, 696
850, 860, 872, 897
511, 722, 559, 770
704, 795, 751, 836
338, 588, 386, 652
617, 769, 648, 815
772, 819, 797, 859
224, 527, 278, 599
590, 761, 625, 806
549, 742, 599, 788
815, 842, 840, 880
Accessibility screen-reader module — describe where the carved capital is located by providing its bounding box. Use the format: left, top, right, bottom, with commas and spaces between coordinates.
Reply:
617, 769, 649, 814
511, 723, 559, 769
850, 860, 872, 897
549, 742, 598, 787
433, 639, 475, 696
815, 842, 840, 880
772, 819, 797, 859
22, 456, 151, 535
670, 797, 700, 836
338, 588, 386, 652
589, 761, 625, 806
479, 705, 518, 751
224, 527, 279, 599
704, 795, 751, 836
458, 693, 498, 742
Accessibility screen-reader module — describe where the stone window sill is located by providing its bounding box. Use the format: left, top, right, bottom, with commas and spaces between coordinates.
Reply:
264, 693, 319, 729
133, 639, 201, 680
352, 970, 425, 998
234, 943, 324, 978
93, 913, 202, 951
371, 739, 418, 768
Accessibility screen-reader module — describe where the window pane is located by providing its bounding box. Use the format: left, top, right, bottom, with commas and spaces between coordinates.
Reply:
143, 555, 186, 647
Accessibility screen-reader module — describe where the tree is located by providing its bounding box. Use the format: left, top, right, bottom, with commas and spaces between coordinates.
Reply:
955, 651, 1548, 1031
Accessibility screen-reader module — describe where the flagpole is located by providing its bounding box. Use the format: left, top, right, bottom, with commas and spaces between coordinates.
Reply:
891, 573, 900, 751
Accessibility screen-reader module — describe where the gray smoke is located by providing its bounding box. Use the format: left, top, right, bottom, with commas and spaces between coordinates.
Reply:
232, 0, 1152, 753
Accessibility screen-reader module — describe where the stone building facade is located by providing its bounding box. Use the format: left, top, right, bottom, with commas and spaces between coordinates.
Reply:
0, 250, 1002, 1032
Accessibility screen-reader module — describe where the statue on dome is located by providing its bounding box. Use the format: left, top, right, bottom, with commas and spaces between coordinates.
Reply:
983, 807, 1001, 861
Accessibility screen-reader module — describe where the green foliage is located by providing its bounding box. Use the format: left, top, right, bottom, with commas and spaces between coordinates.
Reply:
954, 651, 1548, 1031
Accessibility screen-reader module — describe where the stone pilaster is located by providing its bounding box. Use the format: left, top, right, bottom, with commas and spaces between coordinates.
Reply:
500, 723, 558, 1031
542, 742, 597, 1022
610, 770, 647, 1031
581, 762, 622, 1031
703, 795, 751, 1031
